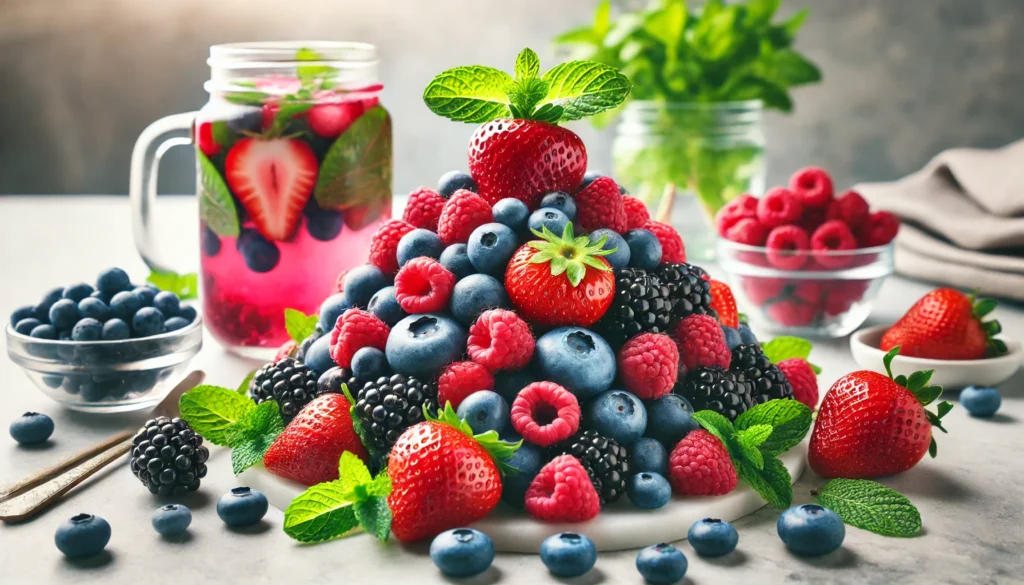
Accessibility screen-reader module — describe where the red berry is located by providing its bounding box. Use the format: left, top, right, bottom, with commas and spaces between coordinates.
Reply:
811, 220, 857, 269
369, 219, 415, 276
765, 225, 810, 271
715, 194, 758, 235
668, 429, 738, 496
437, 361, 495, 410
708, 279, 739, 328
826, 190, 870, 230
334, 269, 349, 293
741, 276, 788, 305
798, 207, 827, 234
857, 211, 900, 247
260, 104, 279, 130
437, 189, 493, 245
766, 298, 816, 327
196, 121, 220, 157
622, 196, 651, 230
789, 166, 834, 209
617, 333, 679, 400
274, 339, 298, 363
756, 187, 804, 228
394, 257, 456, 314
642, 220, 686, 263
777, 358, 818, 409
306, 102, 362, 139
673, 314, 731, 371
329, 308, 390, 369
510, 382, 580, 447
576, 177, 628, 233
724, 218, 768, 246
524, 455, 601, 523
402, 187, 446, 231
467, 309, 535, 372
792, 280, 825, 307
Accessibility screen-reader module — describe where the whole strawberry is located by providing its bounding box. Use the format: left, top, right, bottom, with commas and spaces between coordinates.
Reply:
388, 404, 520, 542
881, 288, 1006, 360
809, 347, 952, 479
708, 279, 739, 328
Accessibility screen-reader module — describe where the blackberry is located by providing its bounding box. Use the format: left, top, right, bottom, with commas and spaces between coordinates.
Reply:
550, 430, 631, 504
130, 417, 209, 496
596, 268, 673, 347
655, 263, 713, 321
316, 366, 366, 397
355, 374, 437, 453
730, 344, 794, 404
249, 357, 319, 422
677, 366, 753, 421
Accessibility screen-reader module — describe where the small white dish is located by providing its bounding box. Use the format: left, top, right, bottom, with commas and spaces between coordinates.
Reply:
850, 324, 1022, 391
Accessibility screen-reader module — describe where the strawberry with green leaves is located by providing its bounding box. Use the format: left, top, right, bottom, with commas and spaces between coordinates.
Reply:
881, 288, 1006, 360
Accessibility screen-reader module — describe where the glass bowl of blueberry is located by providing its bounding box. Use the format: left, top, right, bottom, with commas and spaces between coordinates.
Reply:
6, 267, 203, 413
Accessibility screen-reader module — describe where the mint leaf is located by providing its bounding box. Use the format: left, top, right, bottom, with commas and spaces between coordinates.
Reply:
814, 479, 921, 537
147, 270, 199, 301
761, 336, 812, 363
691, 410, 736, 447
422, 66, 513, 123
353, 496, 392, 542
197, 151, 240, 238
179, 385, 253, 446
734, 399, 812, 456
284, 308, 319, 344
237, 370, 256, 395
538, 60, 631, 122
296, 47, 335, 80
338, 451, 373, 496
226, 400, 285, 475
735, 424, 773, 450
283, 481, 359, 543
368, 469, 392, 497
515, 48, 541, 80
314, 106, 392, 210
736, 455, 792, 509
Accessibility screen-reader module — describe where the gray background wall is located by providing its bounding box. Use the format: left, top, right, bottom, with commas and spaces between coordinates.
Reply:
1, 0, 1022, 196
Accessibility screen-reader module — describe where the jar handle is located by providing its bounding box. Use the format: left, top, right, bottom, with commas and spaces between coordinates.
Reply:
128, 112, 198, 274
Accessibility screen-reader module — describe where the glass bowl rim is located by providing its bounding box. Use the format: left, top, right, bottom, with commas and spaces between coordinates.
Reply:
5, 315, 203, 348
715, 237, 895, 257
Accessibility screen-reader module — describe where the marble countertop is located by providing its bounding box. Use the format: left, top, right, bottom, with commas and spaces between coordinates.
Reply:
1, 196, 1022, 585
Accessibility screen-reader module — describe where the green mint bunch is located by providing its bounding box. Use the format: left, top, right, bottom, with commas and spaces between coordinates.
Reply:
422, 48, 632, 124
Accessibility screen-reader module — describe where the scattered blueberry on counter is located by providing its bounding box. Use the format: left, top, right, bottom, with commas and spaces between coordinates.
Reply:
636, 543, 688, 584
430, 528, 495, 578
152, 504, 192, 537
960, 386, 1001, 418
540, 532, 597, 577
688, 518, 739, 557
9, 412, 54, 445
217, 487, 269, 527
55, 513, 111, 559
777, 504, 845, 557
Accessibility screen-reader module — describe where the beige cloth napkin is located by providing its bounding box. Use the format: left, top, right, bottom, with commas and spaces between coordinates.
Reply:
855, 139, 1024, 301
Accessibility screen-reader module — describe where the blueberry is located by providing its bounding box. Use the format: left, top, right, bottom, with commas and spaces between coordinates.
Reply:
589, 229, 631, 269
178, 305, 198, 323
367, 286, 407, 327
10, 305, 36, 327
96, 267, 131, 294
539, 191, 577, 220
110, 291, 143, 321
236, 228, 281, 273
351, 347, 387, 380
202, 225, 223, 256
467, 223, 519, 276
101, 319, 131, 341
305, 206, 344, 241
777, 504, 845, 557
386, 314, 468, 378
501, 441, 544, 507
10, 412, 54, 444
78, 298, 111, 322
738, 323, 758, 345
62, 282, 95, 302
296, 330, 322, 362
581, 170, 603, 190
456, 390, 509, 435
722, 325, 742, 350
627, 471, 671, 509
528, 208, 571, 236
439, 244, 476, 280
534, 327, 616, 399
30, 324, 59, 340
960, 386, 1001, 417
630, 438, 668, 475
450, 274, 511, 325
304, 335, 335, 375
132, 286, 157, 306
48, 299, 81, 330
437, 170, 477, 197
42, 375, 65, 389
397, 229, 445, 268
14, 318, 42, 335
644, 394, 698, 447
318, 292, 352, 331
494, 369, 536, 404
164, 316, 191, 332
89, 290, 112, 304
217, 487, 269, 527
624, 229, 663, 270
153, 291, 181, 317
492, 198, 530, 234
71, 318, 103, 342
540, 532, 597, 577
55, 513, 111, 559
688, 518, 739, 557
430, 528, 495, 578
152, 504, 192, 537
35, 287, 64, 322
587, 389, 647, 445
132, 307, 166, 338
636, 543, 687, 584
343, 265, 390, 308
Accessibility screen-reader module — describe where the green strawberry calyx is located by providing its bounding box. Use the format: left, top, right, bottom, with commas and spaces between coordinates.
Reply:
882, 346, 953, 458
527, 223, 615, 287
969, 292, 1007, 356
425, 402, 522, 476
422, 48, 632, 125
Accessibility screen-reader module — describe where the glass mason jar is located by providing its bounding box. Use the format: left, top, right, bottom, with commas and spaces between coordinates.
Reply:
130, 42, 392, 359
613, 100, 765, 262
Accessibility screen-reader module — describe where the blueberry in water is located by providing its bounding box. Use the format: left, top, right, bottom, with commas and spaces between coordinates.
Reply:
437, 170, 477, 197
10, 306, 35, 327
14, 318, 42, 335
540, 532, 597, 577
439, 244, 475, 280
456, 390, 509, 435
217, 487, 269, 527
62, 283, 94, 303
10, 412, 54, 444
636, 543, 687, 584
109, 291, 143, 322
132, 286, 157, 306
450, 274, 510, 325
430, 528, 495, 578
630, 437, 668, 475
152, 504, 192, 537
225, 106, 264, 133
318, 292, 352, 332
78, 297, 111, 322
587, 389, 647, 446
303, 204, 344, 241
386, 313, 468, 378
494, 369, 536, 404
492, 198, 530, 234
539, 191, 577, 220
71, 318, 103, 342
528, 208, 571, 236
48, 299, 81, 330
644, 394, 698, 447
368, 286, 407, 327
960, 386, 1001, 417
397, 228, 445, 268
54, 513, 111, 559
132, 307, 165, 337
501, 441, 543, 507
237, 228, 281, 273
351, 347, 387, 380
202, 225, 222, 257
627, 471, 671, 509
164, 316, 191, 332
102, 319, 131, 341
96, 267, 131, 294
153, 291, 180, 318
467, 222, 519, 276
777, 504, 845, 557
35, 287, 64, 322
178, 305, 198, 323
534, 327, 616, 399
589, 228, 631, 269
624, 229, 663, 270
688, 518, 739, 557
30, 324, 59, 340
304, 335, 334, 375
342, 265, 390, 308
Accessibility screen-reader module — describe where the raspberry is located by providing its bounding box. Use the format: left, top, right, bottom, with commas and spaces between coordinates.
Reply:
510, 381, 580, 447
668, 429, 738, 496
616, 333, 679, 400
622, 195, 651, 230
524, 455, 601, 522
857, 211, 900, 247
826, 190, 869, 230
329, 308, 390, 369
810, 220, 857, 269
715, 194, 758, 235
369, 219, 415, 275
709, 279, 739, 328
642, 220, 686, 263
797, 207, 827, 234
823, 293, 856, 317
792, 280, 825, 306
756, 187, 804, 228
401, 186, 446, 231
789, 166, 834, 209
394, 257, 456, 313
724, 217, 768, 246
741, 276, 787, 305
766, 298, 816, 327
467, 309, 535, 372
335, 269, 349, 293
765, 225, 810, 271
673, 314, 731, 371
575, 177, 628, 233
437, 189, 493, 245
777, 358, 818, 409
437, 361, 495, 409
274, 339, 298, 363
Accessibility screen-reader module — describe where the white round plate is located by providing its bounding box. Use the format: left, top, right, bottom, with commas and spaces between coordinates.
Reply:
239, 442, 807, 553
850, 324, 1022, 390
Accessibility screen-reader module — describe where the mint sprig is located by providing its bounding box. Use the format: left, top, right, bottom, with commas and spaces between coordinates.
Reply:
237, 370, 257, 395
313, 106, 393, 210
284, 308, 319, 344
147, 270, 199, 301
882, 347, 953, 457
761, 336, 820, 374
813, 479, 922, 537
197, 151, 240, 239
227, 400, 285, 475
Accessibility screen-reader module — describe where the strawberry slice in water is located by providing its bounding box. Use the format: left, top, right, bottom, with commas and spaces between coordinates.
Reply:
225, 138, 319, 241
